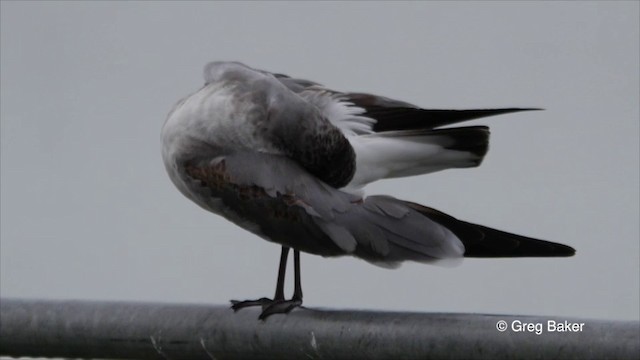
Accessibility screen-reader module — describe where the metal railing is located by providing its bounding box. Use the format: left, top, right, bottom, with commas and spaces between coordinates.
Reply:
0, 298, 638, 359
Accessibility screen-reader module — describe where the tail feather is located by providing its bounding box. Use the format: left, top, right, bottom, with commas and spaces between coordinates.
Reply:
402, 126, 491, 159
347, 126, 490, 189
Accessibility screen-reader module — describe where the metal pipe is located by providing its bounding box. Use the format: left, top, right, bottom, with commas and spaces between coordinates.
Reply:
1, 298, 638, 359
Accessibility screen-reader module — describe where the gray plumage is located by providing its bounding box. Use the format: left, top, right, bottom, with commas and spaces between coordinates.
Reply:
161, 61, 574, 318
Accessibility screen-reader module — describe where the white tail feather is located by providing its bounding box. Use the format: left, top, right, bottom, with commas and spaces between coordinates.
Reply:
345, 133, 481, 191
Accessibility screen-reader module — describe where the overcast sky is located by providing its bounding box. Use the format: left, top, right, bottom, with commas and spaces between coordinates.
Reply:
1, 1, 638, 321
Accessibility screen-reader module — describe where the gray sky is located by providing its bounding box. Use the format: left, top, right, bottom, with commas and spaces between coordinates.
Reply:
1, 2, 638, 321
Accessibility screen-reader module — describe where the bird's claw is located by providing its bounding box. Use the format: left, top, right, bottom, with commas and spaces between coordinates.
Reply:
258, 299, 302, 320
230, 297, 302, 319
230, 297, 273, 311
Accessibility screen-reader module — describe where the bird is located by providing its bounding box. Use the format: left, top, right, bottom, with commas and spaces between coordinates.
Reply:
161, 61, 575, 320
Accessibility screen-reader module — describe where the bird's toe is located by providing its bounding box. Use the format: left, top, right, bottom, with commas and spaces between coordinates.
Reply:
230, 297, 273, 311
258, 299, 302, 320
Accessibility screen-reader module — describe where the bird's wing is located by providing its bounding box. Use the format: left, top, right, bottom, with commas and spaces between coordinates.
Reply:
269, 70, 540, 190
201, 62, 356, 188
182, 151, 468, 267
271, 71, 539, 133
184, 151, 574, 267
343, 93, 540, 132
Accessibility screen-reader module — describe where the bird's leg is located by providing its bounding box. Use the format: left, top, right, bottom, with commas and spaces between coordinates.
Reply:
292, 250, 303, 302
273, 246, 290, 301
258, 249, 303, 320
230, 247, 290, 311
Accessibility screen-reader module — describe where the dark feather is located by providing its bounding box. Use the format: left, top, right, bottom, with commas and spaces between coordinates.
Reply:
365, 107, 542, 132
405, 202, 576, 258
461, 222, 576, 257
389, 126, 491, 158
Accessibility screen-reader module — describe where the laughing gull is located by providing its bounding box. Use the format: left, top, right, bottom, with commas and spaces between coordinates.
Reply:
161, 61, 575, 319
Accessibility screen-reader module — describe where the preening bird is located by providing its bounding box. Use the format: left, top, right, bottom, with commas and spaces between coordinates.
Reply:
161, 61, 575, 319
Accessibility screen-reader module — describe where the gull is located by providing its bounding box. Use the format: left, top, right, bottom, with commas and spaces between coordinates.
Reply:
161, 61, 575, 319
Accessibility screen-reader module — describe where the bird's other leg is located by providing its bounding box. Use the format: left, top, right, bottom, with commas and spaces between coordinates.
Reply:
230, 246, 290, 311
273, 246, 289, 301
292, 249, 303, 302
258, 249, 303, 320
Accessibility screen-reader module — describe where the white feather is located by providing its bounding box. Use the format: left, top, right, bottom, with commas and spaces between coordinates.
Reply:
298, 88, 376, 136
345, 134, 477, 192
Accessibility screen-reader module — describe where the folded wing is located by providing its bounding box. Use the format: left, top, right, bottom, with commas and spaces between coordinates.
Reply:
271, 71, 539, 191
183, 152, 574, 268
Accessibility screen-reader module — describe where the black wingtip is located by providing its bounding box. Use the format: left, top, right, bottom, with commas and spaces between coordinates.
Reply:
550, 243, 576, 257
463, 238, 576, 258
420, 107, 545, 128
506, 107, 545, 112
440, 107, 543, 119
404, 203, 575, 259
461, 223, 576, 258
370, 107, 545, 132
